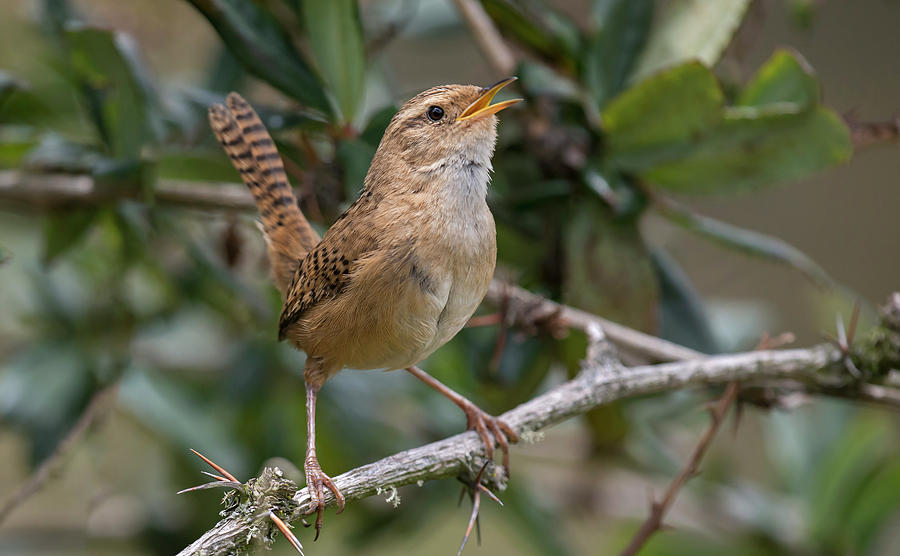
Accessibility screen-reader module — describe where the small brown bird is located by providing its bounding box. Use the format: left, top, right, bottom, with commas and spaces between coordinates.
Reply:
208, 78, 521, 537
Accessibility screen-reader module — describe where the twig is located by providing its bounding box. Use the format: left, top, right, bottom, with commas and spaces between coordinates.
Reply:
0, 382, 119, 525
619, 382, 740, 556
845, 114, 900, 149
452, 0, 517, 76
484, 281, 701, 364
618, 332, 793, 556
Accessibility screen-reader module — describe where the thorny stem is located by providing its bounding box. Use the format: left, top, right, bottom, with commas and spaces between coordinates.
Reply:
618, 382, 740, 556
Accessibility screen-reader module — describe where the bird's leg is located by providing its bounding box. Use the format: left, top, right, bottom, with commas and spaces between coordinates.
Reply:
303, 380, 344, 540
405, 366, 518, 473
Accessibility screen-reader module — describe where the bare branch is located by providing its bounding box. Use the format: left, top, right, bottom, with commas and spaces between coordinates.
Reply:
177, 338, 899, 555
846, 114, 900, 149
484, 281, 702, 364
0, 170, 255, 211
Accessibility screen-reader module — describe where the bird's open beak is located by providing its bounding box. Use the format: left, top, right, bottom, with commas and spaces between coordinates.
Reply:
456, 77, 523, 122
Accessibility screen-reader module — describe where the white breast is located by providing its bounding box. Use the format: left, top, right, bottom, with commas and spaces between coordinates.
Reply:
413, 155, 496, 360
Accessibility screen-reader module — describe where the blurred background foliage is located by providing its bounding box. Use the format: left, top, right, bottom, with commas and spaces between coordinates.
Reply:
0, 0, 898, 554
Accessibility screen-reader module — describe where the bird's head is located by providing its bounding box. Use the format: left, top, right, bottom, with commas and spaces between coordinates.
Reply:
372, 78, 522, 180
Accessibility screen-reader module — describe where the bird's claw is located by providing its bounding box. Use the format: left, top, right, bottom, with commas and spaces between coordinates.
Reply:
460, 401, 518, 475
303, 457, 345, 541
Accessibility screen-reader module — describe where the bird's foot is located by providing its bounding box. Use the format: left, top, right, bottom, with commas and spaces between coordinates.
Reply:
303, 456, 345, 541
459, 401, 518, 475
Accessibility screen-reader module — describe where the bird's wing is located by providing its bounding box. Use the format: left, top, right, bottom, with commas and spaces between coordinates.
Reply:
277, 190, 382, 340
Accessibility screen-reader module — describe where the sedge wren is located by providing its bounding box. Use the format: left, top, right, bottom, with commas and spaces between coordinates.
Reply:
208, 77, 522, 537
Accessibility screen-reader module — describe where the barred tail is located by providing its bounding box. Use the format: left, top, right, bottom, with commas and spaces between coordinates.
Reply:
208, 94, 320, 295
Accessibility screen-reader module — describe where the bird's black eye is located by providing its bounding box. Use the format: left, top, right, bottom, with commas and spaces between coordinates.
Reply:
426, 105, 444, 121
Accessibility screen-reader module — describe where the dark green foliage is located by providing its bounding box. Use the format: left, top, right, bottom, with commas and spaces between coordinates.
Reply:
0, 1, 895, 554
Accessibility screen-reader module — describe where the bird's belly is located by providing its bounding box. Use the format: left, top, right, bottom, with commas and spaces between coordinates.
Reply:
300, 262, 489, 373
415, 278, 486, 360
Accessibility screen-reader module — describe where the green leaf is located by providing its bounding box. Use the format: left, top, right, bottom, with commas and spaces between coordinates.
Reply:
23, 133, 105, 172
844, 461, 900, 554
302, 0, 365, 123
482, 0, 580, 71
336, 138, 375, 198
738, 48, 820, 108
517, 60, 581, 101
187, 0, 331, 115
655, 196, 835, 287
157, 149, 243, 182
630, 0, 751, 82
0, 138, 36, 169
653, 248, 719, 353
360, 104, 396, 146
603, 61, 724, 156
582, 0, 653, 107
563, 201, 658, 332
0, 70, 27, 109
809, 416, 893, 551
0, 344, 97, 462
643, 105, 852, 193
43, 207, 99, 264
65, 25, 159, 160
119, 368, 249, 477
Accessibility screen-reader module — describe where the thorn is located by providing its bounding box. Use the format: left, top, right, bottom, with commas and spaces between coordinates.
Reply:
190, 449, 240, 483
177, 480, 243, 494
457, 484, 481, 556
836, 314, 848, 351
201, 471, 229, 482
457, 462, 493, 555
844, 357, 862, 379
475, 512, 482, 546
269, 510, 304, 555
847, 299, 861, 345
477, 484, 503, 506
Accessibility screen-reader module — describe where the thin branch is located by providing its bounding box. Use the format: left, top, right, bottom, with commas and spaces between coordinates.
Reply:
619, 382, 740, 556
452, 0, 517, 76
484, 281, 701, 364
0, 170, 255, 211
845, 114, 900, 149
0, 382, 119, 525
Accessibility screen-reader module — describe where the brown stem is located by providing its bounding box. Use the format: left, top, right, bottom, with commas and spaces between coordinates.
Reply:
618, 382, 739, 556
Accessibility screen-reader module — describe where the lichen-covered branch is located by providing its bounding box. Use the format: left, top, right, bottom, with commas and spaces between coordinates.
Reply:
177, 329, 898, 555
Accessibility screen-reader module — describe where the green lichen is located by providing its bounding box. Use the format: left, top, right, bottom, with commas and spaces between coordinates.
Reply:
851, 294, 900, 379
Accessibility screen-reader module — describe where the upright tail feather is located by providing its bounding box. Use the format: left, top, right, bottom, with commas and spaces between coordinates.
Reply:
208, 94, 320, 296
